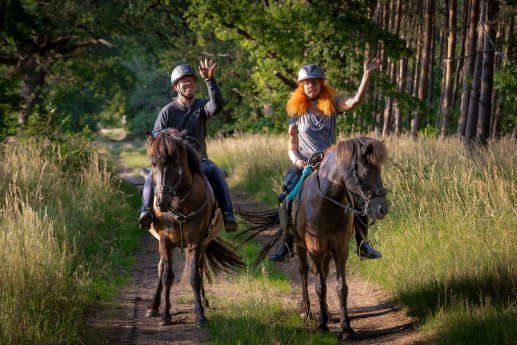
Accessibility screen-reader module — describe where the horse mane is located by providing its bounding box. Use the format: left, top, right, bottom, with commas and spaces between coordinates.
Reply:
147, 128, 203, 175
331, 136, 387, 170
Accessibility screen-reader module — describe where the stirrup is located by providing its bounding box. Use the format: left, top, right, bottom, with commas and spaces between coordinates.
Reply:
141, 167, 151, 178
139, 209, 153, 229
357, 240, 382, 260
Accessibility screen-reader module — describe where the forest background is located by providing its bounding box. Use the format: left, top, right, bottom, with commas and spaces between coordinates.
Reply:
1, 1, 516, 344
1, 0, 515, 144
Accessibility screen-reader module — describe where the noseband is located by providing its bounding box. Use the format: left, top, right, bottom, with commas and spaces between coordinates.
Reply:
315, 166, 386, 217
348, 168, 387, 215
154, 165, 184, 198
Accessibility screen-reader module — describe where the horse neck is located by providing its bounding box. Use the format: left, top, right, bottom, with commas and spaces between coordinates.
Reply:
317, 152, 348, 200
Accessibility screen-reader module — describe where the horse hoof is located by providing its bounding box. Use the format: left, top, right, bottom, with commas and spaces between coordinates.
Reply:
145, 309, 160, 318
195, 318, 207, 328
316, 325, 329, 333
160, 318, 173, 326
339, 330, 357, 340
299, 312, 313, 320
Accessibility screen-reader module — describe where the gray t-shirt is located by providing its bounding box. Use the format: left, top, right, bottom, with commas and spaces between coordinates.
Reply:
152, 79, 224, 157
288, 98, 341, 161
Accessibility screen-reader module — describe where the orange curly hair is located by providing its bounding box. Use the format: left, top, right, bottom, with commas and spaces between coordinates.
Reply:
286, 82, 337, 117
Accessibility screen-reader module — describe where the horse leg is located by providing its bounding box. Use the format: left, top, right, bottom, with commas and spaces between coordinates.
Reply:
200, 255, 210, 309
334, 253, 356, 340
160, 241, 175, 326
314, 254, 331, 332
146, 251, 164, 318
189, 246, 206, 325
296, 245, 312, 320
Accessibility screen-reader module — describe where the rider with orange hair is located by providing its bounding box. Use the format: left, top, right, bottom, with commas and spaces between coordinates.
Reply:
270, 59, 383, 261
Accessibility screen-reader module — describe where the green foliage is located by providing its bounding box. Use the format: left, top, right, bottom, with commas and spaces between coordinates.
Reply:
209, 134, 517, 344
186, 0, 409, 133
0, 135, 141, 344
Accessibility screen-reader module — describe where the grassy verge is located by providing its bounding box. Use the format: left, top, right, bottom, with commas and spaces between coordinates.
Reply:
207, 134, 516, 345
205, 236, 337, 345
0, 137, 141, 344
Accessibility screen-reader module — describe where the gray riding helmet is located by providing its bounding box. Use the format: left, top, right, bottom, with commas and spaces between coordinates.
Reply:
170, 64, 197, 85
297, 64, 325, 82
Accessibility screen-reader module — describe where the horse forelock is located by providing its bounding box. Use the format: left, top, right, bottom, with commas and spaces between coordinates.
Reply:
332, 137, 387, 169
147, 129, 202, 175
147, 130, 182, 166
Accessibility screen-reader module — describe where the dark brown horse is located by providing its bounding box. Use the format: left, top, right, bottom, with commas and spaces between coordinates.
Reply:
145, 128, 243, 326
238, 136, 388, 340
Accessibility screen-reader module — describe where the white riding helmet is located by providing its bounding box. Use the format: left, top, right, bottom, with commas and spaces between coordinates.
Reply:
297, 64, 325, 82
170, 64, 197, 85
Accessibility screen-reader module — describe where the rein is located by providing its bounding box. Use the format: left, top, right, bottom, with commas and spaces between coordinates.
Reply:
154, 154, 210, 253
305, 165, 387, 240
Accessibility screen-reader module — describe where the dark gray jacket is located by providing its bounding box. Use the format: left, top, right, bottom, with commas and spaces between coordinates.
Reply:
152, 79, 224, 157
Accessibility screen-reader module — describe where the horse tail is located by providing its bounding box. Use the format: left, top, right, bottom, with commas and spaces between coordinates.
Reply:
235, 207, 283, 266
203, 237, 244, 284
178, 237, 244, 288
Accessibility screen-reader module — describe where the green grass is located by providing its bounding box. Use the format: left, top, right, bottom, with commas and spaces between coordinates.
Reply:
206, 134, 517, 345
0, 138, 142, 344
206, 233, 337, 345
116, 133, 516, 344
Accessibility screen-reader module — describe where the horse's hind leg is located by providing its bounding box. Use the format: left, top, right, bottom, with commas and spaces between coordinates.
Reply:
160, 241, 175, 326
334, 253, 356, 340
296, 245, 312, 320
189, 246, 206, 324
200, 256, 210, 309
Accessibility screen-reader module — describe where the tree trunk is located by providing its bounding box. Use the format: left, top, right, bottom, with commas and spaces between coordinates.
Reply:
451, 0, 469, 116
440, 0, 457, 138
411, 0, 434, 138
458, 0, 479, 137
18, 57, 46, 125
464, 1, 485, 147
476, 0, 499, 146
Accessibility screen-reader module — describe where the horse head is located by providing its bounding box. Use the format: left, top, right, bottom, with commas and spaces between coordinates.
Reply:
335, 137, 388, 220
146, 128, 188, 212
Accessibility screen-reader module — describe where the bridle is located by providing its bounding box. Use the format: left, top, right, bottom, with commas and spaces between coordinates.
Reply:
153, 142, 210, 252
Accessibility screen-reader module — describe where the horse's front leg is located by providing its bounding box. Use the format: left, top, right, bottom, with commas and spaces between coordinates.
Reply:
146, 256, 164, 318
334, 253, 356, 340
296, 244, 312, 320
189, 245, 206, 325
160, 240, 175, 326
314, 253, 331, 332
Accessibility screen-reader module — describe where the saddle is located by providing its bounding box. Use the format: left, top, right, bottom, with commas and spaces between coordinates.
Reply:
279, 152, 324, 237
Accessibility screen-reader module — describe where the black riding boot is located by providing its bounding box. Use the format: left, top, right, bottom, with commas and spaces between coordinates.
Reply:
269, 234, 295, 261
355, 214, 382, 260
139, 168, 154, 230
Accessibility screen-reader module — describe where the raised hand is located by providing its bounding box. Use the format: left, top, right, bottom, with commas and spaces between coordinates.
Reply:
364, 57, 382, 74
199, 58, 217, 80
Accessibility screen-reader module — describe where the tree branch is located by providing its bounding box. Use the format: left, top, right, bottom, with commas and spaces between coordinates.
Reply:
274, 70, 297, 89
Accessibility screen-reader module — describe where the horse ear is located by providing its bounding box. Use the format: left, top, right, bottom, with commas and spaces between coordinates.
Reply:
361, 142, 374, 157
146, 131, 154, 143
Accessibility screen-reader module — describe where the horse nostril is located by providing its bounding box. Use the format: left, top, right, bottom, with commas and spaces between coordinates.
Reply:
378, 205, 387, 217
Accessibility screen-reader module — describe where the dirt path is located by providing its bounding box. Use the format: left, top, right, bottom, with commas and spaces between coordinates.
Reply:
88, 170, 425, 344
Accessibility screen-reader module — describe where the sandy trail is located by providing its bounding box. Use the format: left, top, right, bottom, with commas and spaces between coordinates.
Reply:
87, 173, 424, 344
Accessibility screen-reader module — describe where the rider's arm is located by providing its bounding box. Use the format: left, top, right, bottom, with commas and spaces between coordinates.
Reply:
288, 124, 306, 168
204, 79, 224, 118
151, 107, 169, 136
336, 70, 372, 113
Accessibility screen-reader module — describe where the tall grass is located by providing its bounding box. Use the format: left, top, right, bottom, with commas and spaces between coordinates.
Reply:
208, 134, 288, 205
0, 138, 139, 344
207, 134, 517, 344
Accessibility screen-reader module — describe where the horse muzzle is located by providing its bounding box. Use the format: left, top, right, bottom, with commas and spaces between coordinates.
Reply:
369, 202, 388, 220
